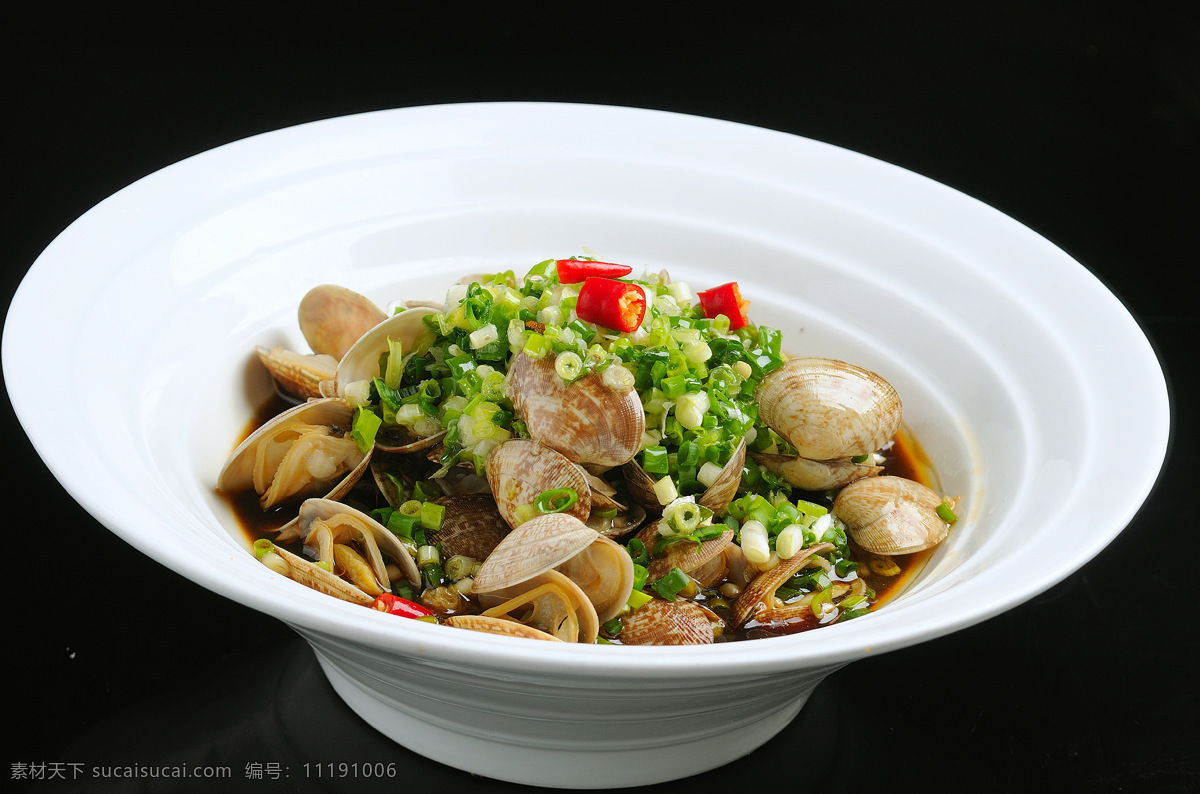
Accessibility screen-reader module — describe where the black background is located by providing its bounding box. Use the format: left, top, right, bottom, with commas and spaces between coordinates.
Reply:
3, 2, 1197, 792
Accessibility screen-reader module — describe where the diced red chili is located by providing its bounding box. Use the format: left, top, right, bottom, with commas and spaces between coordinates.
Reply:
555, 259, 634, 284
371, 593, 435, 619
695, 281, 750, 329
575, 277, 647, 333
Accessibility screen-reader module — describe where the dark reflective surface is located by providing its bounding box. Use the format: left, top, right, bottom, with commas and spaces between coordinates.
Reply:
4, 3, 1197, 792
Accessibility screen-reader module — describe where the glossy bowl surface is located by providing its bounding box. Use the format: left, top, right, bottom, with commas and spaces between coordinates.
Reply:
3, 102, 1169, 788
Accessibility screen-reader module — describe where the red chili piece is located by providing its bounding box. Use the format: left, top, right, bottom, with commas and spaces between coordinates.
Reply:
575, 277, 647, 333
695, 282, 751, 329
371, 593, 435, 619
555, 259, 634, 284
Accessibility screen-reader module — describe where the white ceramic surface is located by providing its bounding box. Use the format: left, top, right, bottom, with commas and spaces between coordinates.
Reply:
3, 103, 1169, 788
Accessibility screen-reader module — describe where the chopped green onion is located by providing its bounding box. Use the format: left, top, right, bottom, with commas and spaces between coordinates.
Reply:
649, 567, 691, 601
535, 488, 578, 513
555, 351, 584, 382
625, 589, 653, 611
642, 446, 669, 475
350, 406, 381, 454
420, 501, 445, 530
740, 519, 771, 565
936, 502, 958, 523
252, 538, 274, 560
653, 475, 678, 506
384, 337, 406, 389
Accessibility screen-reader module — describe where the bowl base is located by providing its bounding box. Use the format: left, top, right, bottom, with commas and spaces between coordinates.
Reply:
314, 648, 815, 789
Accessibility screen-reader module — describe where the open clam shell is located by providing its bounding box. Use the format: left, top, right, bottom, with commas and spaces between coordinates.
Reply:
505, 352, 644, 467
473, 512, 634, 624
635, 526, 735, 584
443, 614, 564, 641
622, 437, 747, 514
259, 543, 375, 605
296, 498, 421, 588
586, 502, 647, 539
331, 306, 437, 398
485, 439, 591, 528
297, 284, 387, 360
476, 569, 599, 643
755, 356, 902, 461
749, 451, 882, 491
255, 346, 338, 401
216, 397, 371, 511
731, 542, 835, 627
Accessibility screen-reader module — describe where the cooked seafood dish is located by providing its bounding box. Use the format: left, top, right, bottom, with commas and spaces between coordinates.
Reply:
218, 258, 959, 644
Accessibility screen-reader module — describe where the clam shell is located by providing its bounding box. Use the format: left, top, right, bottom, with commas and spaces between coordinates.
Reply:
430, 493, 510, 560
477, 569, 599, 643
697, 438, 747, 513
485, 439, 591, 528
506, 352, 644, 467
374, 424, 447, 454
640, 528, 735, 583
255, 346, 338, 401
586, 503, 647, 539
298, 284, 387, 360
295, 498, 421, 587
755, 357, 902, 460
217, 397, 370, 510
833, 475, 949, 555
556, 533, 635, 623
473, 513, 633, 624
618, 598, 714, 646
333, 307, 437, 398
444, 614, 564, 641
622, 438, 747, 514
750, 451, 881, 491
731, 542, 835, 627
261, 544, 374, 605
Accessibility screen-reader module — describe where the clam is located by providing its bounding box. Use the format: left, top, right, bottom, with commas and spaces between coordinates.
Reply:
297, 498, 421, 589
444, 614, 564, 641
217, 397, 370, 511
749, 451, 882, 491
255, 346, 338, 401
471, 569, 597, 643
574, 465, 648, 537
257, 542, 376, 605
634, 523, 736, 585
577, 466, 624, 511
473, 512, 634, 624
586, 502, 647, 539
731, 542, 835, 627
485, 439, 591, 528
618, 598, 716, 646
505, 351, 645, 467
622, 438, 747, 514
297, 284, 387, 360
832, 475, 952, 555
754, 357, 901, 489
367, 449, 415, 508
429, 494, 510, 560
328, 306, 438, 399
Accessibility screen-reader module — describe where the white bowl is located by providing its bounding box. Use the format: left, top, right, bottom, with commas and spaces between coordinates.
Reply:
3, 102, 1168, 788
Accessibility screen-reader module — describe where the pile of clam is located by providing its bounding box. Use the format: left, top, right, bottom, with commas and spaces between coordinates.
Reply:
217, 281, 956, 645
